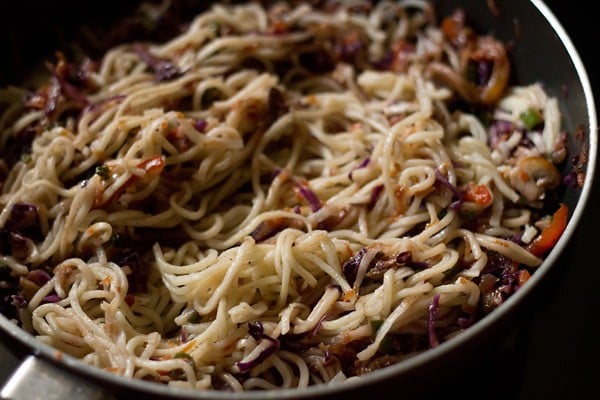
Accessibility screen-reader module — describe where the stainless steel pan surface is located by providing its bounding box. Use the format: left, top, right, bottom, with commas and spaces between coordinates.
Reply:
0, 1, 596, 399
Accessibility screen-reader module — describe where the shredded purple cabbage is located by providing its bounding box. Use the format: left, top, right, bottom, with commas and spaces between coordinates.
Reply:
10, 294, 28, 309
343, 249, 428, 286
193, 119, 207, 133
427, 293, 440, 348
132, 43, 180, 81
27, 269, 51, 287
8, 232, 30, 260
4, 203, 38, 233
348, 157, 370, 181
42, 294, 63, 304
434, 168, 463, 210
396, 251, 429, 270
367, 184, 384, 210
477, 60, 493, 86
84, 95, 126, 117
342, 247, 367, 285
296, 182, 322, 212
55, 74, 90, 108
236, 322, 280, 373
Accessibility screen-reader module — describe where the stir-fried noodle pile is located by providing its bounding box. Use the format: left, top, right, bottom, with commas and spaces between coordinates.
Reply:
0, 0, 572, 392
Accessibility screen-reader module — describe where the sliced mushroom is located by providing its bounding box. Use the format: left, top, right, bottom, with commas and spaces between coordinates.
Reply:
509, 156, 561, 202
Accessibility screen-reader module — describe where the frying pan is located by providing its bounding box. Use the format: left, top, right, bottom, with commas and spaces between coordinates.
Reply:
0, 0, 597, 399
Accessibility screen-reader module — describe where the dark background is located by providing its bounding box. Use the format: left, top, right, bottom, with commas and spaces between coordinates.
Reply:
0, 1, 598, 399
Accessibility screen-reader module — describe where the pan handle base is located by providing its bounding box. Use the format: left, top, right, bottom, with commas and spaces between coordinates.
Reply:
0, 355, 115, 400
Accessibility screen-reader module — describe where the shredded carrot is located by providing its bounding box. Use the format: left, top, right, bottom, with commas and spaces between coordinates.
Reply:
181, 339, 196, 353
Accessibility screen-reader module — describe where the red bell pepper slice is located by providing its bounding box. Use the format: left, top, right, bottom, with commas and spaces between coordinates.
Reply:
97, 156, 165, 207
528, 203, 568, 257
463, 182, 493, 207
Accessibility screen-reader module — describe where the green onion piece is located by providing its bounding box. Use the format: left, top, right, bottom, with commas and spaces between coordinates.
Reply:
174, 352, 194, 361
370, 319, 384, 333
95, 164, 110, 179
520, 108, 543, 130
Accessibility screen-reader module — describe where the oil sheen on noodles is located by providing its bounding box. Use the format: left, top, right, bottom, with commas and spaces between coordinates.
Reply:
0, 0, 569, 392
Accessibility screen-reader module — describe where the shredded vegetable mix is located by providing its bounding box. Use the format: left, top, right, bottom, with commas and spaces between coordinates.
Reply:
0, 0, 570, 392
